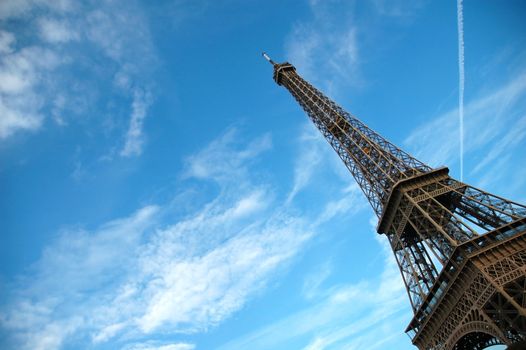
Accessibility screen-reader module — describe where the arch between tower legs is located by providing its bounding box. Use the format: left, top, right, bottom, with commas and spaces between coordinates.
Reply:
446, 321, 505, 350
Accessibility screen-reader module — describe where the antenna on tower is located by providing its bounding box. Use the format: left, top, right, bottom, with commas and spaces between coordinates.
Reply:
262, 52, 276, 66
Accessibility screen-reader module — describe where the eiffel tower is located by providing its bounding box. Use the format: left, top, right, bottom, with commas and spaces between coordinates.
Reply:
263, 53, 526, 350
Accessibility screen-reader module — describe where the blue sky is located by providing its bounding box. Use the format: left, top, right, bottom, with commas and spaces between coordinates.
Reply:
1, 0, 525, 349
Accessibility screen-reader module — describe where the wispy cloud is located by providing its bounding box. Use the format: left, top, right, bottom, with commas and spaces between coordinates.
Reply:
472, 114, 526, 175
0, 129, 316, 349
403, 56, 526, 205
287, 123, 325, 203
315, 183, 364, 226
0, 121, 370, 349
120, 89, 153, 157
38, 17, 79, 43
404, 69, 526, 170
0, 0, 157, 157
0, 34, 62, 138
284, 0, 424, 97
286, 121, 363, 208
218, 219, 408, 350
123, 342, 195, 350
184, 128, 272, 183
285, 2, 360, 95
136, 216, 311, 334
302, 261, 333, 301
0, 0, 73, 20
371, 0, 424, 18
0, 204, 159, 349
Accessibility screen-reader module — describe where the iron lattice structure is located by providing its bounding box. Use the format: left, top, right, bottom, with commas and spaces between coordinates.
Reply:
264, 53, 526, 349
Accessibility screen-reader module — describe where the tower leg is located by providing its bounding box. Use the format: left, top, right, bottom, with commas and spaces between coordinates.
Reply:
411, 230, 526, 349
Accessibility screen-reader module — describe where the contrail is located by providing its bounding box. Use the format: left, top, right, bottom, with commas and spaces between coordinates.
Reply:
457, 0, 465, 181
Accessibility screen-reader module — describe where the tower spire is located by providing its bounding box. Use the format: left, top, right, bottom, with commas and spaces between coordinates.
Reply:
262, 52, 276, 66
265, 56, 526, 350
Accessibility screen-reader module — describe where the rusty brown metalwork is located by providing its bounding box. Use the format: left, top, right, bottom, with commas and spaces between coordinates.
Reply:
264, 53, 526, 349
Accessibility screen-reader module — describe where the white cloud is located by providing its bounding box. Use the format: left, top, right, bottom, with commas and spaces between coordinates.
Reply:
404, 70, 526, 169
124, 133, 305, 335
303, 337, 328, 350
82, 3, 157, 157
217, 223, 408, 350
0, 44, 63, 138
0, 123, 371, 349
0, 27, 63, 138
21, 318, 82, 350
0, 99, 43, 138
285, 23, 322, 79
92, 322, 126, 343
287, 123, 325, 203
0, 30, 15, 54
83, 3, 157, 158
329, 27, 359, 76
302, 261, 332, 301
228, 189, 268, 219
471, 114, 526, 174
285, 10, 360, 94
0, 205, 159, 349
184, 128, 272, 182
136, 218, 311, 333
85, 8, 152, 64
0, 131, 315, 349
284, 0, 427, 107
285, 0, 421, 96
120, 89, 153, 157
124, 342, 195, 350
315, 183, 364, 225
371, 0, 424, 17
38, 18, 79, 43
0, 0, 74, 20
0, 0, 157, 157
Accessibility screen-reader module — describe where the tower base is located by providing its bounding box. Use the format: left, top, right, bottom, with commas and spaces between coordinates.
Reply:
408, 222, 526, 349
